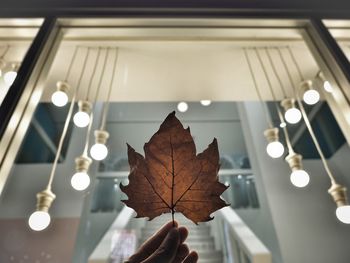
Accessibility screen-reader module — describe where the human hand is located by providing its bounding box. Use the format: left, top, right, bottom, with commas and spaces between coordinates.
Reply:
126, 221, 198, 263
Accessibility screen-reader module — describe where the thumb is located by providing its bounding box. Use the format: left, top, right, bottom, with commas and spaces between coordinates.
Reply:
142, 228, 180, 263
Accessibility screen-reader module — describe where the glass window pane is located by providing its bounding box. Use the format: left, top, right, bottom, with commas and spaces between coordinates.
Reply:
0, 18, 43, 105
0, 19, 349, 263
323, 19, 350, 59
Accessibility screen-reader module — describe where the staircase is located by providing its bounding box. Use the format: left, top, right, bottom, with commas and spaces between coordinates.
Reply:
140, 214, 224, 263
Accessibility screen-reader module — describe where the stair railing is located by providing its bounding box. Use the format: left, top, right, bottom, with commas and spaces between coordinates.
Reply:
214, 206, 272, 263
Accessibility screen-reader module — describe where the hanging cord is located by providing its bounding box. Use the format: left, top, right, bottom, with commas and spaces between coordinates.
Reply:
93, 47, 109, 103
47, 94, 77, 190
287, 46, 305, 81
81, 48, 105, 157
82, 112, 94, 157
64, 46, 79, 82
46, 48, 90, 189
265, 48, 288, 98
276, 47, 296, 92
76, 47, 92, 98
254, 47, 278, 101
276, 104, 294, 154
100, 48, 119, 131
85, 47, 102, 101
265, 49, 295, 154
243, 48, 273, 128
288, 48, 337, 185
0, 45, 10, 59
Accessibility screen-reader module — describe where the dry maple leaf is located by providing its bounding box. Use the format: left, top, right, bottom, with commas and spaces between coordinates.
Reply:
120, 111, 229, 224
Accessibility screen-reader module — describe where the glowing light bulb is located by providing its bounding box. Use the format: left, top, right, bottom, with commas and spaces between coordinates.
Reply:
284, 108, 302, 124
323, 80, 333, 93
303, 89, 320, 105
200, 100, 211, 106
90, 143, 108, 161
74, 101, 92, 128
336, 205, 350, 224
51, 91, 68, 107
73, 111, 90, 127
177, 102, 188, 113
318, 72, 333, 93
290, 170, 310, 188
280, 122, 287, 128
281, 98, 302, 124
71, 172, 90, 191
51, 81, 70, 107
4, 70, 17, 86
28, 211, 51, 231
266, 141, 284, 158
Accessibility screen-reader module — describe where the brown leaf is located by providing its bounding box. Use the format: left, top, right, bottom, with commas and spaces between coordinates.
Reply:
120, 111, 229, 224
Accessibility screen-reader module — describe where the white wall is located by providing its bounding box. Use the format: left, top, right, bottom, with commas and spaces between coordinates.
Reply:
240, 102, 350, 263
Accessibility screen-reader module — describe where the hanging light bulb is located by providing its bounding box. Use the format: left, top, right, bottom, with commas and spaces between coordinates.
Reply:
0, 58, 6, 77
285, 153, 310, 188
28, 189, 55, 231
177, 102, 188, 113
73, 100, 92, 128
328, 184, 350, 224
301, 80, 320, 105
264, 128, 284, 158
317, 72, 333, 93
90, 130, 109, 161
71, 156, 92, 191
281, 98, 302, 124
200, 100, 211, 106
51, 81, 70, 107
4, 63, 19, 86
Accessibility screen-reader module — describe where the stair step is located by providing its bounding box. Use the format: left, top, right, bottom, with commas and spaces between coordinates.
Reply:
140, 236, 215, 246
146, 223, 199, 229
197, 259, 223, 263
140, 214, 223, 263
145, 222, 208, 227
196, 250, 223, 260
141, 228, 210, 237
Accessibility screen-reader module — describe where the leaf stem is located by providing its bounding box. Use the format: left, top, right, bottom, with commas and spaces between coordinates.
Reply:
170, 137, 175, 227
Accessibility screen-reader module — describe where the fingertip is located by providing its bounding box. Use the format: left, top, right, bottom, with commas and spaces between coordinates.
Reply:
163, 220, 178, 230
190, 251, 198, 260
178, 227, 189, 243
183, 251, 199, 263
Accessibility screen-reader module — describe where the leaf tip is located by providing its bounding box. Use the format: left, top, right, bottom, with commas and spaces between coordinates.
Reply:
126, 143, 133, 150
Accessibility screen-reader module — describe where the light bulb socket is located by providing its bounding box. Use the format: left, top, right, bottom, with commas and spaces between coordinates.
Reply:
0, 58, 6, 69
94, 130, 109, 144
77, 100, 92, 115
263, 127, 279, 143
75, 155, 92, 173
10, 62, 20, 72
281, 98, 296, 112
56, 81, 70, 93
285, 152, 303, 171
317, 72, 326, 82
300, 80, 315, 93
328, 183, 349, 208
36, 189, 56, 213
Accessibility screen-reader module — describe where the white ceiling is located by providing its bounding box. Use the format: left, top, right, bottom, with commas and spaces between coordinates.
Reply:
0, 25, 323, 103
40, 40, 320, 103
